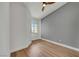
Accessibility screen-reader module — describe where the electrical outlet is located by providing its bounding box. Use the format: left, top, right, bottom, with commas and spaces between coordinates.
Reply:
59, 40, 62, 42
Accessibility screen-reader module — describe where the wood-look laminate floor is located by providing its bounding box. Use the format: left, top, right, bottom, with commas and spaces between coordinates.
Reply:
11, 39, 79, 57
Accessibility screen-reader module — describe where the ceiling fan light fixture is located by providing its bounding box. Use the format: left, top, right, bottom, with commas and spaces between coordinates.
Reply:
42, 2, 55, 12
43, 3, 46, 7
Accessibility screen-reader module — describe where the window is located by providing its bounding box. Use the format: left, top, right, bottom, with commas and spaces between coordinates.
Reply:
32, 20, 38, 33
32, 23, 38, 33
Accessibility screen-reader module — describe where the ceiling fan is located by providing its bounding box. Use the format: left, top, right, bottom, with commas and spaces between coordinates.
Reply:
42, 2, 55, 11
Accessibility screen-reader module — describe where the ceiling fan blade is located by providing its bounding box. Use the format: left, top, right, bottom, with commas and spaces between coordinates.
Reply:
45, 2, 55, 4
42, 6, 45, 11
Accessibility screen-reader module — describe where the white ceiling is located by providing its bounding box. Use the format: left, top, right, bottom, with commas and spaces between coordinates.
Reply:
25, 2, 67, 19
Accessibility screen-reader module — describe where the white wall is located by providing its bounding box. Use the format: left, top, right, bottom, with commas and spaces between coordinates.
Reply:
0, 3, 10, 56
41, 2, 79, 49
10, 2, 32, 52
0, 2, 32, 56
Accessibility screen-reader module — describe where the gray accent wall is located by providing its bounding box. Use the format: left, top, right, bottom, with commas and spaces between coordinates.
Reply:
41, 2, 79, 49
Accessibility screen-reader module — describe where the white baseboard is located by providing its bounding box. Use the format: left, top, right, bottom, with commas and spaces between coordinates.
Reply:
42, 38, 79, 52
32, 38, 41, 40
32, 39, 40, 40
